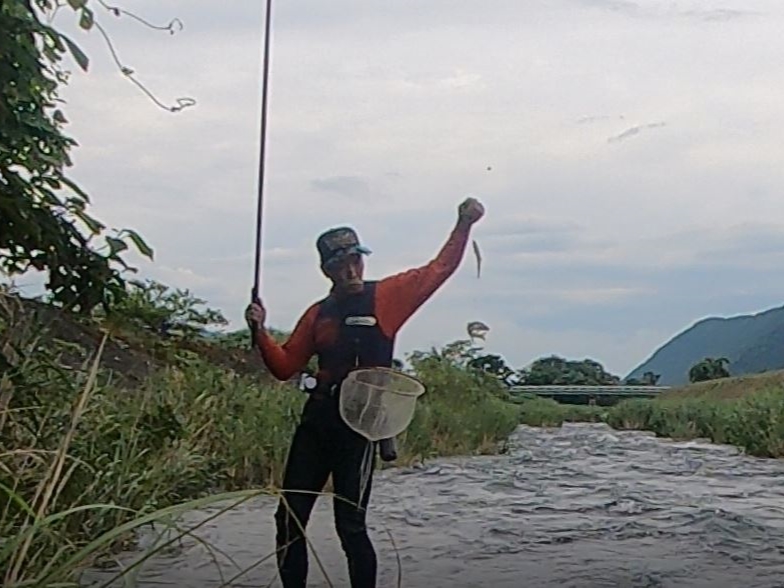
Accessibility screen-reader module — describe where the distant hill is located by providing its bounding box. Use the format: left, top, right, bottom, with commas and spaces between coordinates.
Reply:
625, 305, 784, 386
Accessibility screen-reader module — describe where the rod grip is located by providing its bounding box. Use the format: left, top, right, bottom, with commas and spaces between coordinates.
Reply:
249, 289, 260, 348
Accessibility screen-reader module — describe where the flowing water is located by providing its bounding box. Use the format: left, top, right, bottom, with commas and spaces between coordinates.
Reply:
83, 423, 784, 587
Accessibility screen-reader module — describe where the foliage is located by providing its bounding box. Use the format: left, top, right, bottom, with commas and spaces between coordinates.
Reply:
103, 278, 228, 338
210, 328, 252, 349
402, 341, 520, 458
407, 339, 478, 368
467, 353, 518, 385
688, 357, 731, 383
1, 0, 196, 318
211, 325, 319, 375
0, 0, 163, 314
517, 355, 621, 386
625, 371, 661, 386
511, 394, 605, 427
407, 339, 514, 397
212, 325, 293, 350
606, 390, 784, 457
405, 342, 628, 390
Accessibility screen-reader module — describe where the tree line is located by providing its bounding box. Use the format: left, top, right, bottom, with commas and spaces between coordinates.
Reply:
460, 350, 732, 387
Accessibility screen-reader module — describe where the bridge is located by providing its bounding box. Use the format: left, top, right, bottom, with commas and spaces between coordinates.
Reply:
508, 385, 671, 406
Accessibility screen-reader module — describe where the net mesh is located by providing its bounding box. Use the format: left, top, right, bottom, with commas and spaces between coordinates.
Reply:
339, 367, 426, 442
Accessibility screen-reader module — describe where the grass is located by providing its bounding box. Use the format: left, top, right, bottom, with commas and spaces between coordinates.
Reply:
606, 387, 784, 457
512, 393, 606, 427
401, 359, 520, 460
512, 371, 784, 459
0, 293, 520, 586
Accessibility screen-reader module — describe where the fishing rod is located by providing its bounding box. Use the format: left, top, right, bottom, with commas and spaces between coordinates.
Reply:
250, 0, 274, 348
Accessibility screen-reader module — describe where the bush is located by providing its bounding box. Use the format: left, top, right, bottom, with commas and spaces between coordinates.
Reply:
512, 394, 605, 427
101, 279, 228, 338
607, 390, 784, 457
401, 340, 521, 459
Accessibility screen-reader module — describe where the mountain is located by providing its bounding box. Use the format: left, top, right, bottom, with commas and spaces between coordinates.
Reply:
625, 305, 784, 386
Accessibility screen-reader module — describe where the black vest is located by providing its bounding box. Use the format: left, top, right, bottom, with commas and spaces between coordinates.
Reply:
315, 281, 395, 388
311, 281, 400, 460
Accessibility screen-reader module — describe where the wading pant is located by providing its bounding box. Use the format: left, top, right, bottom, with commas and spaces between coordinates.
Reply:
274, 394, 377, 588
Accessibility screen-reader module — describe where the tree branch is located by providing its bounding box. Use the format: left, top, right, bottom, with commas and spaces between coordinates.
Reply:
45, 0, 197, 113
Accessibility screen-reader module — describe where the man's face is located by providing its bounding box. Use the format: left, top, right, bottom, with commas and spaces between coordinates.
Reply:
325, 253, 364, 294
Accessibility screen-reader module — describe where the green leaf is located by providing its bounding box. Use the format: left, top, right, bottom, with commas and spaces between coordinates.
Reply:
60, 34, 89, 72
124, 229, 154, 260
67, 0, 87, 8
73, 209, 105, 235
79, 7, 94, 30
61, 176, 91, 204
53, 110, 68, 124
106, 237, 129, 256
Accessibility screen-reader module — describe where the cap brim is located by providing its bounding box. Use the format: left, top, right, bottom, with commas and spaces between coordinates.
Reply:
337, 244, 371, 257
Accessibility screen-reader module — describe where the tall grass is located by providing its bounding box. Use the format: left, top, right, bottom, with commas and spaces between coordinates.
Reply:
606, 390, 784, 457
1, 347, 304, 584
508, 377, 784, 459
512, 394, 606, 427
0, 294, 521, 586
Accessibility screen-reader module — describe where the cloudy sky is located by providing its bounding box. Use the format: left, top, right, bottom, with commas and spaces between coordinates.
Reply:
29, 0, 784, 377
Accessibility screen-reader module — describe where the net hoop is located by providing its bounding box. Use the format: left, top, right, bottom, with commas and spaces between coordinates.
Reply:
338, 367, 426, 442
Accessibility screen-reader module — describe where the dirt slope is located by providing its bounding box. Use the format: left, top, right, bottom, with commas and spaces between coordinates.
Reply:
1, 293, 270, 386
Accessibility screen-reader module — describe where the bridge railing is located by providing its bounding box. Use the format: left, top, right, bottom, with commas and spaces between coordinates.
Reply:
509, 385, 671, 396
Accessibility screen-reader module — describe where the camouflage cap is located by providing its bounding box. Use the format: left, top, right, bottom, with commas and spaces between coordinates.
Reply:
316, 226, 372, 267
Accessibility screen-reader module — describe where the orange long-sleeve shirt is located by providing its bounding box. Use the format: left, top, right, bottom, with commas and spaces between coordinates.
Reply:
257, 220, 472, 381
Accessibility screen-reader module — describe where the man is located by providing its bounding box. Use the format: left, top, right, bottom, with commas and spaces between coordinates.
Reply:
245, 196, 485, 588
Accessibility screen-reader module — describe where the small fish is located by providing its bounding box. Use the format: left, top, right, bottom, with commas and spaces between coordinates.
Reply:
467, 320, 490, 341
472, 239, 482, 279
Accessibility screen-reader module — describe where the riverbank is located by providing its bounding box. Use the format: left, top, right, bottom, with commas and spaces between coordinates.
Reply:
0, 294, 519, 586
515, 371, 784, 459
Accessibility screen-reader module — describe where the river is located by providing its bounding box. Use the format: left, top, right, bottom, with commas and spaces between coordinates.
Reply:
83, 423, 784, 587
